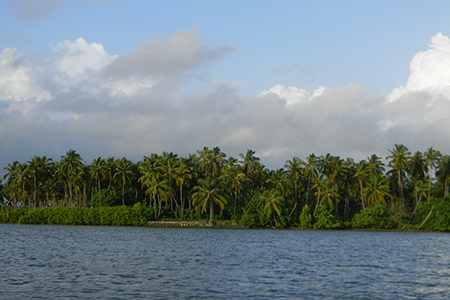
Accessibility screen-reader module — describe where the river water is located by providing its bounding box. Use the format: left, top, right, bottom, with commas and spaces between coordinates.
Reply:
1, 224, 450, 299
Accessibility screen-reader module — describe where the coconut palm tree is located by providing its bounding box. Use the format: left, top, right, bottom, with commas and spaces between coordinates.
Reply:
302, 153, 320, 205
353, 161, 369, 210
409, 151, 427, 207
436, 155, 450, 197
3, 161, 21, 208
174, 162, 192, 220
113, 157, 135, 205
144, 175, 168, 219
192, 176, 228, 223
364, 175, 391, 206
386, 144, 411, 210
424, 147, 441, 198
284, 156, 303, 214
89, 157, 107, 205
262, 188, 285, 225
239, 149, 260, 187
59, 149, 83, 206
366, 154, 385, 176
312, 174, 327, 215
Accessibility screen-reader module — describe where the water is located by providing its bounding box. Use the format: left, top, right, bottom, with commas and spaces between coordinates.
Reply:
1, 224, 450, 299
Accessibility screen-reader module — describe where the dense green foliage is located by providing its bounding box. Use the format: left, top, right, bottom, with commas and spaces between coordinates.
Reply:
1, 145, 450, 230
351, 203, 394, 229
299, 205, 312, 228
0, 203, 149, 226
313, 205, 342, 229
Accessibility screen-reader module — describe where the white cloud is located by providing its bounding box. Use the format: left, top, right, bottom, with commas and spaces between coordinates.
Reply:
388, 33, 450, 102
2, 31, 450, 171
52, 37, 117, 81
0, 48, 49, 101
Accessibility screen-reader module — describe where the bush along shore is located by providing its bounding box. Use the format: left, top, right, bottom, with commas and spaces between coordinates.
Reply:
2, 145, 450, 231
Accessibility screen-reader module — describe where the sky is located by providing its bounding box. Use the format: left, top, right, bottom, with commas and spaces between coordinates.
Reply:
1, 0, 450, 171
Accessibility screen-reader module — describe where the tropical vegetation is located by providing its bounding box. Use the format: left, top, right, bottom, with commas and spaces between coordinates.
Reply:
1, 145, 450, 230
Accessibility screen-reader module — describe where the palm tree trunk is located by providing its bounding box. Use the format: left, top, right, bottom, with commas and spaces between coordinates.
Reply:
209, 200, 214, 223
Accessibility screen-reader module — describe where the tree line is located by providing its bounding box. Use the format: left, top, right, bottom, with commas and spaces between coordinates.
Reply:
1, 144, 450, 229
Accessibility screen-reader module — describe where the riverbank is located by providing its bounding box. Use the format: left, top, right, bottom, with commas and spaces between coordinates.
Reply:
146, 220, 248, 229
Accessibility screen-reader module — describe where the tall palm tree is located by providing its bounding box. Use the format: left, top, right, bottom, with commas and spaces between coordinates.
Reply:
105, 157, 116, 188
366, 154, 385, 176
284, 156, 303, 214
59, 149, 83, 206
89, 157, 107, 204
262, 188, 285, 225
3, 161, 21, 208
409, 151, 426, 206
113, 157, 135, 205
144, 175, 168, 219
302, 153, 320, 205
174, 162, 192, 220
424, 147, 441, 199
160, 152, 179, 215
353, 161, 369, 210
386, 144, 411, 210
220, 164, 247, 220
239, 149, 260, 186
312, 174, 327, 215
436, 155, 450, 197
192, 176, 228, 223
265, 169, 291, 197
364, 175, 391, 206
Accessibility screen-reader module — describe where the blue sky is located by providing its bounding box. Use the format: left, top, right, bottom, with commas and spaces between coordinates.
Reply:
1, 0, 450, 169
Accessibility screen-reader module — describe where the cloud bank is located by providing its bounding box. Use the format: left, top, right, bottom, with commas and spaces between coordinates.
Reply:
1, 30, 450, 170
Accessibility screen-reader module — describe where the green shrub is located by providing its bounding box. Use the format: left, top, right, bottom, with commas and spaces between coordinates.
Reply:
299, 205, 312, 228
413, 197, 450, 231
313, 205, 342, 229
351, 203, 394, 229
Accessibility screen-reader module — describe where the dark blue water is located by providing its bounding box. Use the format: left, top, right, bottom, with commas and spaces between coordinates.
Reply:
1, 224, 450, 299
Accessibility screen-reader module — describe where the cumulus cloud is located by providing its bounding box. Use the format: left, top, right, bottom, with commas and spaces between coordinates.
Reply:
388, 33, 450, 102
1, 30, 450, 171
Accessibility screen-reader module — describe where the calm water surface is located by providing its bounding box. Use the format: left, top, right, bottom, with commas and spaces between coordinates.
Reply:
1, 224, 450, 299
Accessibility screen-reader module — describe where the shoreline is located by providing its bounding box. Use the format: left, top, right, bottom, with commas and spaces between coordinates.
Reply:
146, 220, 248, 229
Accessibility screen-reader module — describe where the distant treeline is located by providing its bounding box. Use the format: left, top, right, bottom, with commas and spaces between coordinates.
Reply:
1, 144, 450, 230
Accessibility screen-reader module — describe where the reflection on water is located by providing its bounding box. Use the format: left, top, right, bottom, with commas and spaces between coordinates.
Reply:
1, 224, 450, 299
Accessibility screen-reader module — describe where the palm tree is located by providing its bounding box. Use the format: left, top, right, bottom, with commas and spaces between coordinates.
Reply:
3, 161, 21, 208
105, 157, 116, 188
262, 188, 285, 225
89, 157, 107, 205
113, 157, 135, 205
26, 156, 44, 208
160, 152, 179, 216
174, 162, 192, 220
192, 176, 228, 223
302, 153, 320, 205
59, 149, 83, 206
386, 144, 411, 210
409, 151, 426, 207
364, 175, 391, 206
265, 169, 291, 197
144, 175, 168, 219
312, 174, 327, 215
366, 154, 385, 176
319, 181, 339, 212
436, 155, 450, 197
239, 149, 260, 186
425, 147, 441, 198
353, 161, 369, 210
220, 165, 247, 220
284, 157, 303, 214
